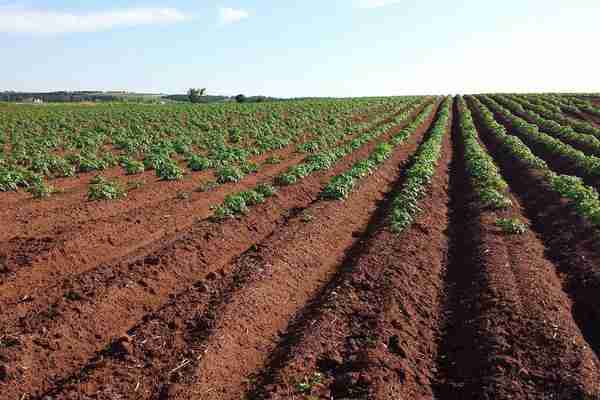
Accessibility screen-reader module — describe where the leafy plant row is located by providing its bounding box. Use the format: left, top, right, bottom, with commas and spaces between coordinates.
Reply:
0, 96, 414, 193
275, 98, 433, 186
515, 95, 600, 138
320, 102, 436, 200
478, 95, 600, 178
212, 183, 276, 218
209, 100, 432, 219
389, 97, 452, 232
491, 95, 600, 156
456, 97, 512, 209
566, 97, 600, 118
468, 96, 600, 226
296, 98, 423, 154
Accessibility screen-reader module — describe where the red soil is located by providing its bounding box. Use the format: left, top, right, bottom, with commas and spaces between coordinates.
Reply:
0, 102, 432, 399
2, 98, 600, 400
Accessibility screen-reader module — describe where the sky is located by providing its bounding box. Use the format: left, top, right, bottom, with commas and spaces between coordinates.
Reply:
0, 0, 599, 97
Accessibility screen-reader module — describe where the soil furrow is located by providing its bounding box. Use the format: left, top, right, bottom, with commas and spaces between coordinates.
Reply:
0, 106, 429, 399
250, 102, 452, 400
467, 96, 600, 359
432, 99, 600, 399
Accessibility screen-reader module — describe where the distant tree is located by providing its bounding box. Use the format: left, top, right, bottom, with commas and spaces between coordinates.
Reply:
188, 88, 207, 103
235, 94, 246, 103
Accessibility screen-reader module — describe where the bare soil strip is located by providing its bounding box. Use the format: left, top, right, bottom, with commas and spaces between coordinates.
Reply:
432, 101, 600, 399
0, 106, 432, 399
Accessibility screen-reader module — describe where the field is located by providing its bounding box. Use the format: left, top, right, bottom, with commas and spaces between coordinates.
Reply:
1, 93, 600, 399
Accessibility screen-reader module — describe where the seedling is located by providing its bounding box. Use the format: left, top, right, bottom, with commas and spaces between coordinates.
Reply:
88, 176, 126, 200
295, 372, 324, 394
495, 218, 527, 234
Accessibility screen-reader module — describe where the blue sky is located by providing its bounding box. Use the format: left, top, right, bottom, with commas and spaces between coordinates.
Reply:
1, 0, 599, 96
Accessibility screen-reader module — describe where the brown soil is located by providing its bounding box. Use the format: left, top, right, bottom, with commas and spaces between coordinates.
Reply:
0, 102, 425, 309
434, 100, 600, 399
2, 97, 600, 400
0, 101, 433, 399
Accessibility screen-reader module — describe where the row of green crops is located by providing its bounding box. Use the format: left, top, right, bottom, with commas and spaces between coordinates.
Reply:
491, 95, 600, 156
565, 97, 600, 119
456, 97, 512, 209
515, 95, 600, 138
478, 96, 600, 178
296, 98, 422, 154
0, 96, 417, 193
468, 96, 600, 226
275, 98, 434, 186
320, 102, 437, 200
389, 97, 452, 232
211, 99, 434, 218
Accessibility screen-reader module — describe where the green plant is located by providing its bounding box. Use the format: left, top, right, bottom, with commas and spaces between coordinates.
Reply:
197, 180, 219, 192
390, 97, 452, 232
295, 372, 324, 394
156, 160, 184, 181
187, 155, 212, 171
495, 218, 527, 234
216, 165, 244, 184
122, 158, 145, 175
27, 177, 54, 198
264, 155, 281, 164
88, 176, 126, 200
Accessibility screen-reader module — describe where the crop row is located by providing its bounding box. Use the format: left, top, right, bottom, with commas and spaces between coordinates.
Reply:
478, 95, 600, 178
212, 99, 433, 218
468, 96, 600, 226
0, 97, 412, 193
492, 95, 600, 155
389, 96, 452, 232
456, 96, 512, 209
275, 98, 432, 185
320, 102, 436, 200
515, 95, 600, 138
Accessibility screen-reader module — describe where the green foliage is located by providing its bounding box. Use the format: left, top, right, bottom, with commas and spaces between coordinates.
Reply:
88, 176, 126, 200
295, 372, 324, 394
480, 95, 600, 177
495, 218, 527, 234
216, 165, 244, 184
390, 97, 452, 232
551, 174, 600, 225
156, 160, 184, 181
470, 95, 600, 227
27, 176, 54, 198
213, 184, 276, 219
277, 98, 432, 187
456, 96, 512, 209
122, 158, 145, 175
264, 155, 281, 164
0, 166, 29, 191
187, 154, 212, 171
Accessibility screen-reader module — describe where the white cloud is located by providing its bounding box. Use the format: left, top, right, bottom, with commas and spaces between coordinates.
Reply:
355, 0, 402, 9
219, 7, 249, 24
0, 5, 187, 34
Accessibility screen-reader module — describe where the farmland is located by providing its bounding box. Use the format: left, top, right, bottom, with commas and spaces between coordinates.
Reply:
1, 94, 600, 399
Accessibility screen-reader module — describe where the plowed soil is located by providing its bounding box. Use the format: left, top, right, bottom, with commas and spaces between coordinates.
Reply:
2, 98, 600, 400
